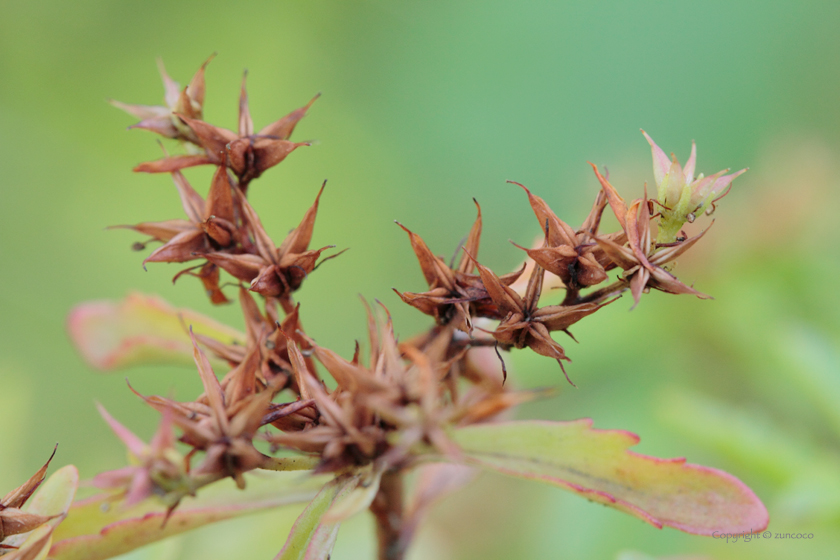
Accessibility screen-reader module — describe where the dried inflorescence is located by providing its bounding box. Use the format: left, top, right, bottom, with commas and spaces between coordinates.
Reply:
86, 56, 752, 558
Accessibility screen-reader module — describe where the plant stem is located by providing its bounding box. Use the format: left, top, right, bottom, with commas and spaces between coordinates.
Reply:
574, 280, 628, 304
370, 469, 405, 560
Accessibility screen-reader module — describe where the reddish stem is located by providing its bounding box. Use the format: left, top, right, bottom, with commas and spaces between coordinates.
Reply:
370, 469, 405, 560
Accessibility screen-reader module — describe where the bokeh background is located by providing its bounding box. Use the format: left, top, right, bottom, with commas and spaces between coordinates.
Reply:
2, 1, 840, 559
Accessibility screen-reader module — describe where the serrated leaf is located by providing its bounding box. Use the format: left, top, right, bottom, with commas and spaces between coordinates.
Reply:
49, 472, 327, 560
67, 293, 245, 371
449, 419, 768, 535
274, 475, 360, 560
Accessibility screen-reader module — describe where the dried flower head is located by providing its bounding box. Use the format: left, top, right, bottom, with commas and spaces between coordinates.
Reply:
135, 73, 316, 190
394, 201, 523, 333
509, 181, 626, 298
109, 55, 214, 146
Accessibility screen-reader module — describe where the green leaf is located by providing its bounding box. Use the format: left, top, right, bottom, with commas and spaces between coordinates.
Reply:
322, 465, 382, 523
449, 419, 768, 535
67, 293, 246, 371
49, 472, 328, 560
26, 465, 79, 518
274, 474, 360, 560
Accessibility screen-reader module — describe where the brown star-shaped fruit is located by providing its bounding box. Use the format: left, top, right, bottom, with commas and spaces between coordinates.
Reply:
394, 201, 523, 333
135, 72, 316, 190
473, 254, 615, 385
509, 181, 626, 299
203, 182, 339, 301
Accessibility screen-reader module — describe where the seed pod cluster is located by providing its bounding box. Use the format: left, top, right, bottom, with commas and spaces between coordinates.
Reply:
100, 57, 742, 506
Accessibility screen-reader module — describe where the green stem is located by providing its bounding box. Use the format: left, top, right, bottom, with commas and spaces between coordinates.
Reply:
257, 455, 320, 472
656, 215, 683, 245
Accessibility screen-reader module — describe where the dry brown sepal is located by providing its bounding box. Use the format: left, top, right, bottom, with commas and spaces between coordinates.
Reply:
113, 165, 240, 304
109, 55, 214, 146
472, 251, 616, 385
191, 287, 318, 410
590, 164, 711, 307
509, 181, 626, 298
204, 182, 341, 301
129, 330, 283, 490
268, 304, 529, 474
393, 201, 523, 333
134, 72, 317, 190
0, 448, 57, 547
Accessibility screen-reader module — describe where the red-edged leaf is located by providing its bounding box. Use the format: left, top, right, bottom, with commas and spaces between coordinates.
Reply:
49, 473, 328, 560
449, 419, 768, 535
67, 293, 245, 371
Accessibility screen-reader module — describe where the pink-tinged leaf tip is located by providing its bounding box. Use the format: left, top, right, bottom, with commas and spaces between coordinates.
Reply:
641, 130, 671, 187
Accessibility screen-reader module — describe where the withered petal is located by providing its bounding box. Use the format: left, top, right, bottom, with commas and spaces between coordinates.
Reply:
510, 181, 577, 247
532, 298, 617, 331
278, 181, 325, 257
134, 154, 214, 174
189, 329, 230, 434
111, 220, 195, 243
203, 166, 236, 224
649, 222, 712, 266
109, 99, 170, 121
648, 266, 710, 299
589, 162, 628, 232
183, 53, 215, 112
238, 71, 254, 138
396, 222, 455, 291
258, 93, 320, 140
592, 235, 637, 270
143, 229, 207, 264
171, 171, 205, 223
457, 199, 483, 274
178, 115, 238, 162
1, 447, 56, 509
470, 254, 524, 317
252, 138, 309, 174
514, 242, 578, 285
204, 252, 264, 282
129, 116, 180, 139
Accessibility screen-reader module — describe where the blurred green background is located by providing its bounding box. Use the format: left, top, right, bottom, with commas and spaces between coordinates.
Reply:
2, 1, 840, 558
